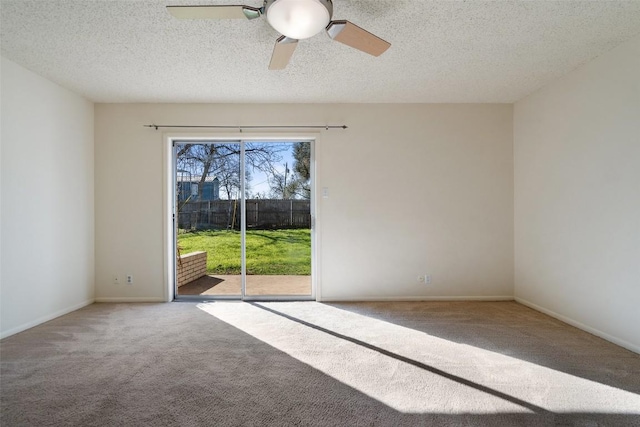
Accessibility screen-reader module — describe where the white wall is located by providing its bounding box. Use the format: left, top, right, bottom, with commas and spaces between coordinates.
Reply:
94, 103, 513, 301
514, 36, 640, 352
0, 57, 95, 338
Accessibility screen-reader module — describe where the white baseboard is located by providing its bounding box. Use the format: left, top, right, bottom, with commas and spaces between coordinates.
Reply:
94, 297, 166, 303
515, 297, 640, 355
319, 295, 515, 302
0, 299, 94, 340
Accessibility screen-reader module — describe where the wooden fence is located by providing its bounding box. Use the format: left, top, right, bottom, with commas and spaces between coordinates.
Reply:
178, 199, 311, 230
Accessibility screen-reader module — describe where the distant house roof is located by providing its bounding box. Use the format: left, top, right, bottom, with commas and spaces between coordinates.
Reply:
177, 175, 219, 183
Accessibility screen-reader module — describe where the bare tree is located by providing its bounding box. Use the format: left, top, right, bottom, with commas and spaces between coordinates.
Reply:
212, 153, 251, 200
270, 142, 311, 200
177, 142, 285, 200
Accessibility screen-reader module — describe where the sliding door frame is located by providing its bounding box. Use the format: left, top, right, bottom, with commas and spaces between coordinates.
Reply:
163, 132, 319, 302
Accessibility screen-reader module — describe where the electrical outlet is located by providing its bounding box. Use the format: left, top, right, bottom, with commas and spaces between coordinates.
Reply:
113, 276, 120, 285
418, 275, 432, 285
126, 275, 133, 285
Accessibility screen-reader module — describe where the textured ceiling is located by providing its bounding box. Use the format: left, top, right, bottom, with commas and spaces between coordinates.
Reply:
2, 0, 640, 103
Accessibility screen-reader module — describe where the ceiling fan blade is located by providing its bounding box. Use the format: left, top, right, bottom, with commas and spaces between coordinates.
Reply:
326, 20, 390, 57
269, 36, 298, 70
167, 5, 261, 20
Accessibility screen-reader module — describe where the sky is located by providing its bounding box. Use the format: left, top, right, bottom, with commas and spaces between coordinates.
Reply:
247, 143, 296, 198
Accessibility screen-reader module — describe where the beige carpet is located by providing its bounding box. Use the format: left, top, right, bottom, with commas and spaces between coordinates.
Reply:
1, 301, 639, 426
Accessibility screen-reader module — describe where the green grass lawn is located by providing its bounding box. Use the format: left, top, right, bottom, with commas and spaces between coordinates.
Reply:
177, 229, 311, 275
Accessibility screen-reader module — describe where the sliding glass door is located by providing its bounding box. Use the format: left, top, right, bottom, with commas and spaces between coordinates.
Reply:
175, 141, 242, 298
173, 140, 313, 300
244, 142, 312, 297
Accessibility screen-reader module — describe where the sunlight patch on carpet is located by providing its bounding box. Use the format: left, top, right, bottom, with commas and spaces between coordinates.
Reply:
197, 302, 640, 415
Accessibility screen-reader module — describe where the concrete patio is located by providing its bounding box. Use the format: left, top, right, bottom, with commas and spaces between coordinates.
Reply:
178, 274, 311, 296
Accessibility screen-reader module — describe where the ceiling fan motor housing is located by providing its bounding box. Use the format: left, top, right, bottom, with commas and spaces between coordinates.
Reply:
265, 0, 334, 39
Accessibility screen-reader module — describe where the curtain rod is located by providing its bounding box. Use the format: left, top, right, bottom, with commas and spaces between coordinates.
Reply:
144, 124, 347, 131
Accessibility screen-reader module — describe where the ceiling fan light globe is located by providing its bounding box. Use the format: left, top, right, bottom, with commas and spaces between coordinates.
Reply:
267, 0, 332, 40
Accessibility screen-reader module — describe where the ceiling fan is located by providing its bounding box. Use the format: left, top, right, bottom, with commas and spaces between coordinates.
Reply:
167, 0, 391, 70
